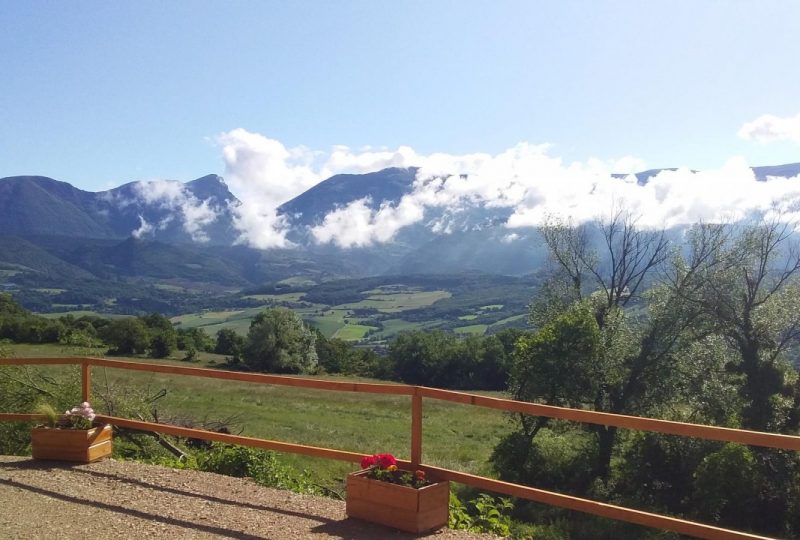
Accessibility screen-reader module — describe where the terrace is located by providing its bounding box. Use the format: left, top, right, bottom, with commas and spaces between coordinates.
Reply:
2, 356, 799, 539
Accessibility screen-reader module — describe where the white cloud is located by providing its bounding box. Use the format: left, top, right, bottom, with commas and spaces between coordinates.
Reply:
310, 196, 425, 248
218, 129, 424, 248
132, 180, 219, 242
131, 215, 152, 239
739, 113, 800, 144
217, 129, 800, 249
218, 129, 319, 248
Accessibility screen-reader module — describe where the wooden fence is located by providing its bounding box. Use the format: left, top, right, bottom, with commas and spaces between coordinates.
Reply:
2, 356, 798, 539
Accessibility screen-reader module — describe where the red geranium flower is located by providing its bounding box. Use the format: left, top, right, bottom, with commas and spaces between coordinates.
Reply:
376, 453, 397, 469
360, 455, 378, 469
360, 453, 397, 470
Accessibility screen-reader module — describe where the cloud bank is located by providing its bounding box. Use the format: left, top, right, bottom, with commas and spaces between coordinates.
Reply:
218, 128, 424, 248
739, 113, 800, 144
217, 128, 800, 249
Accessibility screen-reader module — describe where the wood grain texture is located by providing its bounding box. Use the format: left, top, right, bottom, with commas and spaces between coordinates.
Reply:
31, 424, 112, 463
345, 470, 449, 534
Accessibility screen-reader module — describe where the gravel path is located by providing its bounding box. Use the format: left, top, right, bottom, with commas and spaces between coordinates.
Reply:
0, 456, 498, 539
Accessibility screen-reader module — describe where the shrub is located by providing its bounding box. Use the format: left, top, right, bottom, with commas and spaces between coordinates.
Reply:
195, 443, 323, 495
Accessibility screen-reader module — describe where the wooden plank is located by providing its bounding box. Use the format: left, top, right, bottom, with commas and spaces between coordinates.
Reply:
0, 357, 413, 395
419, 388, 800, 451
411, 392, 422, 467
421, 466, 772, 540
0, 413, 46, 422
418, 386, 474, 404
97, 415, 366, 463
86, 439, 113, 462
81, 362, 91, 402
82, 357, 415, 395
0, 357, 79, 366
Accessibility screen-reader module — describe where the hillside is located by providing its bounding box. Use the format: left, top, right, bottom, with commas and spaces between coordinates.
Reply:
0, 174, 239, 245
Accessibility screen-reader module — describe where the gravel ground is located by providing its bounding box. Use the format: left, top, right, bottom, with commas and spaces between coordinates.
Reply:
0, 456, 498, 540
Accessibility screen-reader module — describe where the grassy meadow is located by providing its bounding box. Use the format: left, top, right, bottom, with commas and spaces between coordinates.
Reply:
1, 343, 512, 490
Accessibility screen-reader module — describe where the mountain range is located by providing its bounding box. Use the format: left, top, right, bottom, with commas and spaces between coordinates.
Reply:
2, 162, 800, 305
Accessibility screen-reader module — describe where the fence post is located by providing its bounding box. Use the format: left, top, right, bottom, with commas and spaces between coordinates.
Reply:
411, 389, 422, 468
81, 360, 91, 403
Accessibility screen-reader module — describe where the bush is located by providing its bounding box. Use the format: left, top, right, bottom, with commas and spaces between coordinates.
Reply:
449, 492, 514, 536
195, 443, 323, 495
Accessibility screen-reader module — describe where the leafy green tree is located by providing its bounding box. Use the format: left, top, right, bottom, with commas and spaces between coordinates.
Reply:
513, 213, 721, 480
102, 318, 150, 355
0, 293, 26, 316
140, 313, 177, 358
388, 329, 519, 389
313, 329, 350, 373
177, 327, 214, 352
215, 328, 245, 356
390, 330, 458, 386
492, 304, 601, 489
687, 219, 800, 432
691, 444, 762, 529
243, 308, 317, 374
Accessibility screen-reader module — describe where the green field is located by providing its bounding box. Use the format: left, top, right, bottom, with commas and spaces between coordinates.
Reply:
153, 283, 189, 293
454, 324, 489, 335
340, 290, 451, 313
1, 342, 224, 366
32, 288, 67, 295
332, 323, 377, 340
303, 309, 349, 336
490, 314, 526, 327
169, 287, 457, 341
101, 367, 509, 486
0, 344, 511, 490
242, 292, 306, 302
171, 307, 264, 335
39, 310, 131, 320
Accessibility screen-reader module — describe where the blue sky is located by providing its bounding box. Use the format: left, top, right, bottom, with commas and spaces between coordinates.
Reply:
2, 1, 799, 193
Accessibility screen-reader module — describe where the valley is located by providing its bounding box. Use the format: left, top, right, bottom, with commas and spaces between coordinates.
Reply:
141, 274, 537, 345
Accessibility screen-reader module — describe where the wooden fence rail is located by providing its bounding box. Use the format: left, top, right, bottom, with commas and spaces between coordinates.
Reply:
2, 356, 796, 540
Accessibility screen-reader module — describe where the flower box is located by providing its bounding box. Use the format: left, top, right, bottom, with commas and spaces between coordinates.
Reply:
346, 469, 450, 533
31, 424, 113, 463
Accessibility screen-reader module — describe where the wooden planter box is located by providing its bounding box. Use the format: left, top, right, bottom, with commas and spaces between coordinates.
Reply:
346, 469, 449, 533
31, 424, 112, 463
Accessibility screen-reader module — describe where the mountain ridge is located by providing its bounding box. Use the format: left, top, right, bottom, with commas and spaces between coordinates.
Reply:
2, 162, 800, 294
